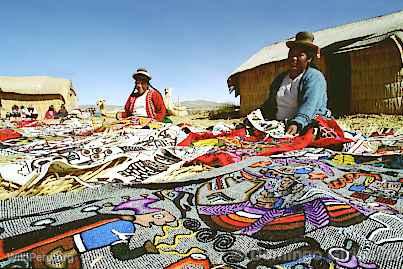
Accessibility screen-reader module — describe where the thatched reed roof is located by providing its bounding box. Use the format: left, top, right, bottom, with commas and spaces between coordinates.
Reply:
0, 76, 76, 97
229, 10, 403, 78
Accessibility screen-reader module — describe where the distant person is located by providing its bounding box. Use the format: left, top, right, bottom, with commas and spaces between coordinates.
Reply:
57, 104, 68, 118
11, 105, 21, 118
20, 106, 29, 118
44, 105, 55, 119
259, 31, 331, 135
121, 68, 167, 122
28, 105, 38, 119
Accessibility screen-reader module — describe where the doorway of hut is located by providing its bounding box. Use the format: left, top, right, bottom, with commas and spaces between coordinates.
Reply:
326, 53, 352, 117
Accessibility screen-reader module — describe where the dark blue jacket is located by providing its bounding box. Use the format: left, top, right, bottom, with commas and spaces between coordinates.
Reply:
260, 67, 331, 130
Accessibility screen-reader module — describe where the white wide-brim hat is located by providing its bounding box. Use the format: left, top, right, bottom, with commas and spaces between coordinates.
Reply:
132, 68, 152, 80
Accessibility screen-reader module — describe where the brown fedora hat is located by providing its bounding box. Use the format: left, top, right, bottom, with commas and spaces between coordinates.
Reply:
286, 31, 319, 52
132, 68, 152, 80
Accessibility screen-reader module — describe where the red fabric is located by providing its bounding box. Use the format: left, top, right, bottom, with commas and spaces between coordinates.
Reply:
244, 130, 266, 142
315, 116, 345, 138
258, 128, 314, 156
193, 152, 238, 167
123, 88, 167, 122
309, 116, 352, 147
0, 129, 22, 141
190, 131, 314, 167
17, 120, 38, 128
186, 116, 351, 167
177, 128, 246, 146
310, 137, 352, 148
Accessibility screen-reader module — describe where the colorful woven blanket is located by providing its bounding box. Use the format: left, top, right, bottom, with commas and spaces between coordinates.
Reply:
0, 151, 402, 268
0, 117, 402, 268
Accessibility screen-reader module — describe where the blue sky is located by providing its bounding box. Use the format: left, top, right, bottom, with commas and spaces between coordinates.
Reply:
1, 1, 402, 105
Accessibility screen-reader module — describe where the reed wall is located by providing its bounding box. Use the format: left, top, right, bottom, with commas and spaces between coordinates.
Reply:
349, 39, 402, 114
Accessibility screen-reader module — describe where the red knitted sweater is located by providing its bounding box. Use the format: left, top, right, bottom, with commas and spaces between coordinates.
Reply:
123, 88, 167, 122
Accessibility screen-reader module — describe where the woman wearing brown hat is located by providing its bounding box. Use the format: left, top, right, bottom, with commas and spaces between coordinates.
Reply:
260, 32, 331, 135
121, 68, 167, 121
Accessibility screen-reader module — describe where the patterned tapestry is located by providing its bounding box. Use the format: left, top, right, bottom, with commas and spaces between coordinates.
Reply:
0, 117, 402, 268
0, 152, 402, 268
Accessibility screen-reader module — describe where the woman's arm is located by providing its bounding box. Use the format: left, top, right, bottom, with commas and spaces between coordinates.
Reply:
151, 91, 167, 122
292, 69, 327, 131
122, 94, 136, 118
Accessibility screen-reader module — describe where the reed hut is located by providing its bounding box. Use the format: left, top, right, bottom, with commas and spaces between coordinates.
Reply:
0, 76, 78, 118
228, 11, 403, 116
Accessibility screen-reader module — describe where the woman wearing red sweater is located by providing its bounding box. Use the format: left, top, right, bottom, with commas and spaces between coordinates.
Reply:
44, 105, 55, 119
122, 68, 167, 122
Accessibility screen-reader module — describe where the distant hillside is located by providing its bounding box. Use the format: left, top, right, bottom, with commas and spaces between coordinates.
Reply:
180, 100, 234, 110
79, 100, 236, 112
79, 105, 123, 111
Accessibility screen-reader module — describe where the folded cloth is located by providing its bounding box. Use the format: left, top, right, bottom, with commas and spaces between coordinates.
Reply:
17, 119, 38, 128
0, 129, 22, 141
309, 116, 352, 148
177, 128, 246, 147
246, 109, 292, 138
191, 115, 352, 167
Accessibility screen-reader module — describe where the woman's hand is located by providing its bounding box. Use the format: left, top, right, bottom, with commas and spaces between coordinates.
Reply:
286, 124, 299, 135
